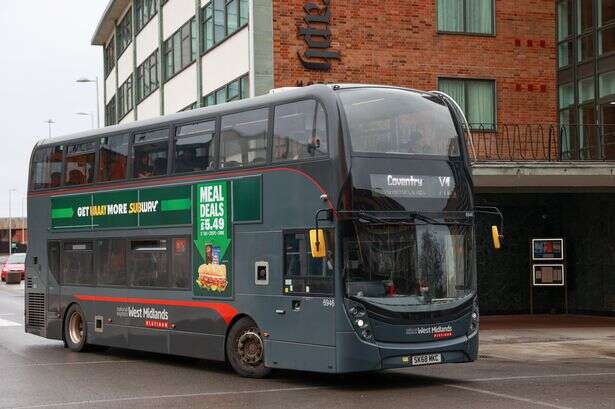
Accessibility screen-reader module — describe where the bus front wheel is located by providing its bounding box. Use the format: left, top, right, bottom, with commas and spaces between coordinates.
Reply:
64, 304, 88, 352
226, 317, 271, 378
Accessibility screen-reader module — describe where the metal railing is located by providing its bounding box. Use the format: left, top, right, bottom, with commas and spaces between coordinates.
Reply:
466, 124, 615, 162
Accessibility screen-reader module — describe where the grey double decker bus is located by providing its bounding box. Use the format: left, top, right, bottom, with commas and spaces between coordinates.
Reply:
26, 84, 490, 377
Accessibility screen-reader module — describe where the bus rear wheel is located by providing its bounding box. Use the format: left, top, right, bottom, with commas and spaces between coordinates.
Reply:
226, 317, 271, 378
64, 304, 88, 352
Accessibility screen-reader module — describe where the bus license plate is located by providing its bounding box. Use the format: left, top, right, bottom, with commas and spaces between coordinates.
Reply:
411, 353, 442, 366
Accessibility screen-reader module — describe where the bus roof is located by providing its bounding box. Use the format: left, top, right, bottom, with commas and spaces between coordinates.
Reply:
35, 83, 428, 148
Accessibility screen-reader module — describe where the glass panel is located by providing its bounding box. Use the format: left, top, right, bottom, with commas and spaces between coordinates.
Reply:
466, 80, 495, 130
203, 3, 214, 51
171, 238, 190, 289
559, 108, 577, 159
214, 0, 225, 42
466, 0, 494, 34
241, 75, 249, 99
133, 130, 169, 178
227, 79, 240, 101
191, 19, 197, 61
558, 40, 573, 67
98, 134, 128, 182
220, 108, 269, 167
600, 25, 615, 54
98, 239, 127, 286
65, 142, 96, 186
437, 0, 463, 32
173, 31, 181, 75
438, 78, 467, 120
31, 146, 63, 190
578, 76, 595, 102
602, 104, 615, 158
174, 120, 216, 172
273, 100, 328, 161
579, 104, 599, 159
48, 242, 61, 283
599, 71, 615, 97
578, 0, 594, 32
61, 242, 94, 285
181, 23, 192, 68
129, 240, 168, 287
578, 34, 594, 61
216, 87, 227, 104
240, 0, 248, 25
227, 0, 238, 34
283, 231, 334, 295
559, 82, 574, 107
601, 0, 615, 25
558, 0, 573, 40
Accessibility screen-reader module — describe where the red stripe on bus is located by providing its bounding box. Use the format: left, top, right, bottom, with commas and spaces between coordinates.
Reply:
74, 294, 238, 325
29, 166, 333, 209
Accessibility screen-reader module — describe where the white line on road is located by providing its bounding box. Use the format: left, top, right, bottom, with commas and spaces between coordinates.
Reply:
0, 317, 21, 327
11, 386, 328, 409
2, 360, 139, 369
469, 372, 615, 382
445, 384, 575, 409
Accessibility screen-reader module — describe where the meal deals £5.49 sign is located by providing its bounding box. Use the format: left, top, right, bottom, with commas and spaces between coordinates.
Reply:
192, 180, 232, 298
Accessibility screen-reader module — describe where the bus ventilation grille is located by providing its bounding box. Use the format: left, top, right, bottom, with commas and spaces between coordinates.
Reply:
27, 293, 46, 329
26, 276, 33, 288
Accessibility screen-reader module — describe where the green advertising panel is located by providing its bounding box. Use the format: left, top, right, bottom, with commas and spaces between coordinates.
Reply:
193, 180, 232, 298
51, 185, 192, 230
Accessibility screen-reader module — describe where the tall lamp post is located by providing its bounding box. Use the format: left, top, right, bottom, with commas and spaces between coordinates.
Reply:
44, 119, 55, 138
8, 189, 16, 255
76, 112, 95, 129
76, 77, 100, 128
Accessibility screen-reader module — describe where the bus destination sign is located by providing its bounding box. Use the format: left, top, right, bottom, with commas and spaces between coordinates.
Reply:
50, 185, 192, 230
369, 174, 455, 199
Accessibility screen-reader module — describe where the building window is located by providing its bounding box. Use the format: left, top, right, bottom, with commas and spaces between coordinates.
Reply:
220, 108, 268, 168
283, 230, 334, 295
273, 100, 328, 162
203, 74, 249, 106
136, 50, 159, 103
163, 17, 196, 81
578, 0, 594, 33
105, 95, 117, 126
578, 76, 595, 103
116, 8, 132, 57
201, 0, 248, 53
135, 0, 158, 32
65, 141, 96, 186
437, 0, 494, 35
601, 0, 615, 26
117, 75, 134, 120
104, 37, 115, 77
438, 78, 496, 130
558, 0, 575, 68
600, 23, 615, 55
98, 134, 129, 182
133, 128, 169, 178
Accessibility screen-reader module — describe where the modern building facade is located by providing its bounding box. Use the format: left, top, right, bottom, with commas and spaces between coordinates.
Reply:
92, 0, 615, 316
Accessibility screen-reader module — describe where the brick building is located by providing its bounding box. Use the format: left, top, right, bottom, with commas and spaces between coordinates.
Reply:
93, 0, 615, 315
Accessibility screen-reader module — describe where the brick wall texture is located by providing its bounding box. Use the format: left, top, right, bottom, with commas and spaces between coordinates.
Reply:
273, 0, 557, 131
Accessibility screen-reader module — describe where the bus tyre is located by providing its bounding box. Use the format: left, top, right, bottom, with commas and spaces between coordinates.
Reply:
64, 304, 88, 352
226, 317, 271, 378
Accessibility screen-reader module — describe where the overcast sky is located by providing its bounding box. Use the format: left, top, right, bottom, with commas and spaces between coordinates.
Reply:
0, 1, 108, 217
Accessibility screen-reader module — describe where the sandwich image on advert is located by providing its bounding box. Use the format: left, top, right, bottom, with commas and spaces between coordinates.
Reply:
197, 244, 228, 292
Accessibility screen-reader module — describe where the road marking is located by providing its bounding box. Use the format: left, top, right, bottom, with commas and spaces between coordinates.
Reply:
2, 360, 139, 369
469, 371, 615, 382
11, 386, 328, 408
445, 384, 574, 409
0, 317, 21, 327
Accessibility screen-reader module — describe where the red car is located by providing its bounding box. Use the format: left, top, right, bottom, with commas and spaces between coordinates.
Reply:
1, 253, 26, 282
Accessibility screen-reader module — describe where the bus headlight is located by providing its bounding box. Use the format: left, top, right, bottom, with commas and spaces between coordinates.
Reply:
345, 299, 374, 342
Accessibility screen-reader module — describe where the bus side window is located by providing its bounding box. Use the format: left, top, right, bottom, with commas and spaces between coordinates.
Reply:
47, 241, 61, 283
133, 129, 169, 178
31, 146, 63, 190
174, 121, 217, 174
61, 242, 95, 285
97, 239, 127, 286
273, 100, 327, 162
220, 108, 268, 168
171, 238, 190, 289
99, 134, 129, 182
65, 142, 96, 186
283, 230, 334, 295
129, 239, 169, 288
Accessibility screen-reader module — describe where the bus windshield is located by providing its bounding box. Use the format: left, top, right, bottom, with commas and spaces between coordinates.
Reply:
343, 222, 475, 307
338, 88, 461, 157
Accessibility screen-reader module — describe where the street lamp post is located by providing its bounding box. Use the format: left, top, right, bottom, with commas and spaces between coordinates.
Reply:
76, 77, 100, 128
44, 119, 55, 138
8, 189, 16, 255
76, 112, 95, 129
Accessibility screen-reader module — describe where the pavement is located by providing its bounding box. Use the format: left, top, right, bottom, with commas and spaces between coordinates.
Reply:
1, 282, 614, 409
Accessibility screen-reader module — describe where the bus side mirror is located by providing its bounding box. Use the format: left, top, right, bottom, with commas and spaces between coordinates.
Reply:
491, 226, 502, 250
309, 229, 326, 258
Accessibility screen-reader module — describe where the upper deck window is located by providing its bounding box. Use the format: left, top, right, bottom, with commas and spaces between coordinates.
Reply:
273, 100, 328, 162
65, 141, 96, 186
220, 108, 268, 168
133, 129, 169, 178
338, 88, 461, 157
99, 134, 129, 182
174, 120, 216, 173
31, 146, 63, 190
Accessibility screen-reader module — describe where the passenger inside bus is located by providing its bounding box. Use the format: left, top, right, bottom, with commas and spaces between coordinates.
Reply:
175, 148, 203, 172
50, 172, 61, 188
135, 152, 154, 178
66, 169, 85, 185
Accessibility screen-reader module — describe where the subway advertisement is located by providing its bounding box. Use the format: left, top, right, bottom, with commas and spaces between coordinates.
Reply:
49, 177, 261, 299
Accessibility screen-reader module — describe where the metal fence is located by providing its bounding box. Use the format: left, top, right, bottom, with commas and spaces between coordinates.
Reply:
466, 124, 615, 162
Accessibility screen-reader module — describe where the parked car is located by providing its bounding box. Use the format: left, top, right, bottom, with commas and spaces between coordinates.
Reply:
1, 253, 26, 282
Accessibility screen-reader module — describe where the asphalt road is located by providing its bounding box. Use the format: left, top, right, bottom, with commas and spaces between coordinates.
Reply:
1, 283, 614, 409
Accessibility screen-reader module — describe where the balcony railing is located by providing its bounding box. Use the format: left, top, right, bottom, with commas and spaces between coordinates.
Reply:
466, 124, 615, 162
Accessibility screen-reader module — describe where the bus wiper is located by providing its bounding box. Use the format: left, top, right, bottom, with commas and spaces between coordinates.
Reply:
355, 211, 444, 225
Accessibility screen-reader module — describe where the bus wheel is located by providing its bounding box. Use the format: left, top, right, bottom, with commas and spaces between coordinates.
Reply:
64, 304, 88, 352
226, 317, 271, 378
